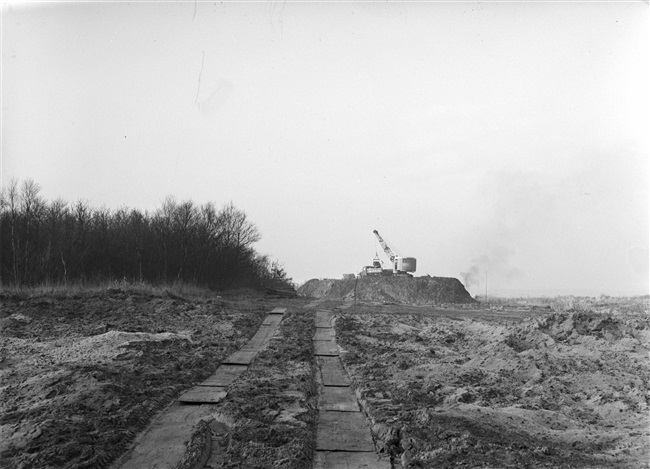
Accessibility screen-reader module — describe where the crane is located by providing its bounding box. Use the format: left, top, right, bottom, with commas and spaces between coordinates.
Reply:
373, 230, 396, 262
369, 229, 417, 275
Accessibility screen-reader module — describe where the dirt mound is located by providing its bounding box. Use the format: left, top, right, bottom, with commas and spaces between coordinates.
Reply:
298, 275, 476, 305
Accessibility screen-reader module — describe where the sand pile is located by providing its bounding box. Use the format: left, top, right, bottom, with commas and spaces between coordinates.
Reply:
298, 275, 475, 304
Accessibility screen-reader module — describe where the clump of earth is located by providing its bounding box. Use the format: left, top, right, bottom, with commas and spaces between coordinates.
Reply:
298, 275, 476, 305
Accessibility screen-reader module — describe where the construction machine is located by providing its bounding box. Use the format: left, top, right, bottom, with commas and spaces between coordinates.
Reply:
372, 229, 416, 275
359, 254, 385, 277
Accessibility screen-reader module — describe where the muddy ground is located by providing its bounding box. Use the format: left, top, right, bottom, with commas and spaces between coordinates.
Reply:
1, 289, 648, 468
208, 309, 317, 469
336, 299, 650, 468
0, 288, 303, 469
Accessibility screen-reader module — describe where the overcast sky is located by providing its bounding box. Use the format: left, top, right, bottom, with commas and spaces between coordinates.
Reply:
2, 1, 648, 296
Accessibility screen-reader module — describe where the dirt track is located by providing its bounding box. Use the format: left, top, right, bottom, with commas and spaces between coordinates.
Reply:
1, 290, 648, 468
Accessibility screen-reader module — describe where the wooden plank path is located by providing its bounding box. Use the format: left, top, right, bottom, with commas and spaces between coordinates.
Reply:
314, 451, 386, 469
220, 349, 258, 366
314, 340, 339, 357
262, 314, 283, 326
238, 325, 278, 351
320, 386, 360, 412
313, 327, 335, 341
313, 310, 390, 469
181, 307, 287, 401
198, 364, 247, 387
118, 404, 212, 469
317, 411, 375, 451
116, 307, 288, 468
318, 357, 350, 387
174, 386, 227, 404
315, 310, 334, 328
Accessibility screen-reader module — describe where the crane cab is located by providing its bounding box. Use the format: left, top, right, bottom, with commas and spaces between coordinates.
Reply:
394, 256, 416, 273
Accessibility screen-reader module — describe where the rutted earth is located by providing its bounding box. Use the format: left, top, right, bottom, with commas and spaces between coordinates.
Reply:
335, 300, 650, 468
0, 289, 284, 469
1, 288, 648, 468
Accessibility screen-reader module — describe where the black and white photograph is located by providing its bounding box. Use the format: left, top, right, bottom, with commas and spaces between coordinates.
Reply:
1, 1, 648, 468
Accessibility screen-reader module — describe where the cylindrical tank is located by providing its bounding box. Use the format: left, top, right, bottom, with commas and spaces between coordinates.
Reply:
395, 257, 417, 272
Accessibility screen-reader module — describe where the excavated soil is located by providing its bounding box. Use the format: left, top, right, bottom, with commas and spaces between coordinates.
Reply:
335, 299, 650, 468
209, 310, 318, 469
0, 289, 284, 469
298, 276, 475, 305
2, 289, 648, 469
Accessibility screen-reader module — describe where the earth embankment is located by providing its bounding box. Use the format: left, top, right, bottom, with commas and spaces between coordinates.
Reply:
298, 275, 476, 305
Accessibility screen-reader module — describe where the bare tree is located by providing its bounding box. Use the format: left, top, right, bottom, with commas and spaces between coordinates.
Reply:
45, 198, 68, 283
1, 179, 20, 284
0, 180, 286, 289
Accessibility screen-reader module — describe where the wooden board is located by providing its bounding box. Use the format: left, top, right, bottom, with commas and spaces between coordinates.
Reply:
305, 301, 321, 309
314, 341, 339, 357
316, 411, 374, 452
313, 328, 335, 341
198, 365, 247, 387
320, 386, 359, 412
270, 307, 287, 314
314, 451, 390, 469
119, 404, 212, 468
178, 387, 227, 404
222, 350, 257, 365
240, 326, 277, 351
262, 314, 283, 326
318, 357, 350, 387
315, 311, 334, 328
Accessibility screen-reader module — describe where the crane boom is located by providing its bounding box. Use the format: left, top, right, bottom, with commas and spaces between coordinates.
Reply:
373, 229, 395, 262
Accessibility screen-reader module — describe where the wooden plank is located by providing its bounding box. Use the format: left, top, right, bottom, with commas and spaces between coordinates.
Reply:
313, 328, 335, 341
315, 311, 334, 328
314, 451, 390, 469
222, 350, 257, 365
262, 314, 283, 326
316, 411, 374, 452
270, 307, 287, 314
198, 365, 247, 387
320, 386, 359, 412
318, 357, 350, 387
178, 387, 227, 404
305, 301, 321, 309
118, 404, 212, 468
314, 341, 339, 357
240, 326, 277, 351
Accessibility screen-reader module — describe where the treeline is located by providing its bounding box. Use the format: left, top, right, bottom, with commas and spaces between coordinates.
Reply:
0, 179, 291, 289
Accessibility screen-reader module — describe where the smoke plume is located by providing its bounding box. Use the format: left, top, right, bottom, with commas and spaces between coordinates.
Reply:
461, 245, 523, 291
